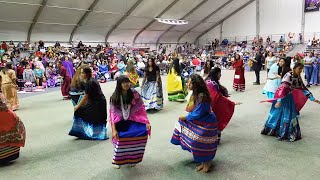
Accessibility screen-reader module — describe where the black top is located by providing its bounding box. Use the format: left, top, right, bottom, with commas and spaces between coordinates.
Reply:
146, 66, 159, 82
85, 77, 105, 103
252, 54, 263, 71
70, 81, 85, 93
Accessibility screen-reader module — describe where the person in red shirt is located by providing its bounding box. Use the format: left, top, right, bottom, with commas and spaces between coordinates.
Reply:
1, 41, 8, 52
16, 63, 25, 91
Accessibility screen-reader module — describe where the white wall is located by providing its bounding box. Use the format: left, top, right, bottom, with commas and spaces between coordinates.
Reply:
199, 0, 305, 45
305, 11, 320, 40
199, 24, 221, 45
222, 2, 256, 39
260, 0, 302, 36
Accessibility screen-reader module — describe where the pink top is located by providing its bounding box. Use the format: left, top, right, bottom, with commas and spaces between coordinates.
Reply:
109, 89, 150, 125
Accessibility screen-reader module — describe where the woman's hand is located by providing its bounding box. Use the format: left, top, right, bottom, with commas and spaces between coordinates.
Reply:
74, 105, 79, 112
275, 102, 281, 108
112, 130, 119, 140
235, 102, 242, 105
314, 100, 320, 104
179, 116, 187, 121
146, 124, 151, 130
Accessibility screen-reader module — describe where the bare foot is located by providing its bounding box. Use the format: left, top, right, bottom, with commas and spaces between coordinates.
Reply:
199, 161, 211, 173
196, 163, 204, 171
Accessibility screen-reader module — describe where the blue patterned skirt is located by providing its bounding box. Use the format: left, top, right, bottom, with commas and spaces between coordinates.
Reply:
261, 93, 301, 142
141, 81, 163, 110
69, 117, 107, 140
69, 92, 108, 140
171, 119, 218, 163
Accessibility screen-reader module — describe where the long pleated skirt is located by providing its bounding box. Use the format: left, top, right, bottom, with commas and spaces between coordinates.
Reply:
69, 117, 107, 140
112, 121, 148, 166
68, 93, 108, 140
261, 93, 302, 142
0, 146, 20, 163
1, 83, 19, 110
171, 120, 218, 163
141, 81, 163, 110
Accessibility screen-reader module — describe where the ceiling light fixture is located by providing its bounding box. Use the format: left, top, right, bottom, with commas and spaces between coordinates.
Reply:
155, 18, 188, 25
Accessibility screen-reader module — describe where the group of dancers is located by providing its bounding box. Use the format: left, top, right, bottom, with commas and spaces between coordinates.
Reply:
1, 53, 320, 174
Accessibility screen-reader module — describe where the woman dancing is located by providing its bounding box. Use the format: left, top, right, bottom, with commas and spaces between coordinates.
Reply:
0, 62, 19, 110
69, 67, 108, 140
262, 58, 287, 99
206, 67, 241, 143
0, 95, 26, 163
57, 61, 72, 100
232, 54, 245, 92
167, 58, 187, 102
261, 63, 320, 142
110, 75, 151, 169
141, 57, 163, 110
171, 74, 218, 173
124, 60, 140, 88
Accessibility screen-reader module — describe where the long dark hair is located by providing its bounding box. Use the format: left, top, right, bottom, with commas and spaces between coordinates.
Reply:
2, 62, 13, 74
281, 57, 292, 78
234, 54, 240, 61
169, 58, 181, 76
110, 75, 134, 106
207, 67, 229, 97
145, 57, 157, 71
203, 60, 214, 74
71, 65, 87, 89
82, 66, 92, 78
189, 74, 211, 103
207, 67, 221, 82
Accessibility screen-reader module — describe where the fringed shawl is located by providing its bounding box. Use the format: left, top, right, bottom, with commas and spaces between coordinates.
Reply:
207, 80, 235, 131
109, 89, 149, 125
261, 72, 310, 112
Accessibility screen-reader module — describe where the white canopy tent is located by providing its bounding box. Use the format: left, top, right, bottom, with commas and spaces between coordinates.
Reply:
0, 0, 319, 46
0, 0, 255, 45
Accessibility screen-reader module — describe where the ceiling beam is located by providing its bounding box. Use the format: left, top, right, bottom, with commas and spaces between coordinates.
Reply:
177, 0, 234, 43
132, 0, 180, 45
194, 0, 255, 45
69, 0, 100, 43
0, 1, 40, 6
27, 0, 48, 43
156, 0, 208, 45
105, 0, 144, 44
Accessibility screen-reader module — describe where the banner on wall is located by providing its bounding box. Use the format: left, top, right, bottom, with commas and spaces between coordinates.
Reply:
305, 0, 320, 12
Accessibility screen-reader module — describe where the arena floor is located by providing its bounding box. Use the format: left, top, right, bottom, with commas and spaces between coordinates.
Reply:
1, 70, 320, 180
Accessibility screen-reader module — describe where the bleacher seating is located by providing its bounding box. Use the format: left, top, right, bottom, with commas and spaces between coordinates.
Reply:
305, 46, 320, 54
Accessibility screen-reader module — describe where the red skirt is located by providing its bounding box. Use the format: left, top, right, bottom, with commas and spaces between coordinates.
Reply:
233, 71, 245, 91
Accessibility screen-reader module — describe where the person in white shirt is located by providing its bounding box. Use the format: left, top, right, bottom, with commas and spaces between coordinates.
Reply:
265, 52, 276, 73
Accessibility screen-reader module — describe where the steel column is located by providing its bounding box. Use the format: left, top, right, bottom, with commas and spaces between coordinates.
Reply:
27, 0, 48, 43
194, 0, 255, 45
69, 0, 100, 43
